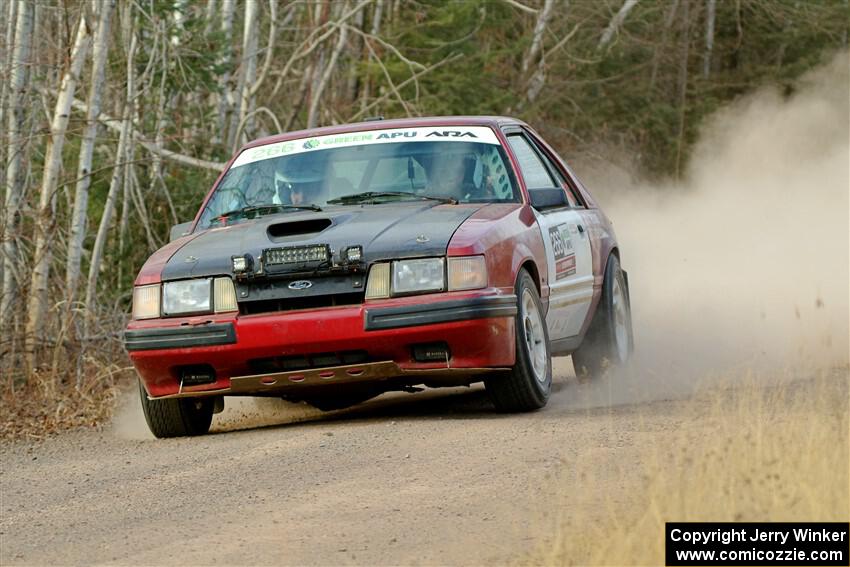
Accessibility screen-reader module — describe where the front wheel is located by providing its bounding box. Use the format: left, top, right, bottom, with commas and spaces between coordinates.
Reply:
572, 254, 633, 379
485, 269, 552, 412
138, 379, 214, 438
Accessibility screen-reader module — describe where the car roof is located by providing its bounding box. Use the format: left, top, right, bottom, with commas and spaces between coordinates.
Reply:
240, 116, 528, 151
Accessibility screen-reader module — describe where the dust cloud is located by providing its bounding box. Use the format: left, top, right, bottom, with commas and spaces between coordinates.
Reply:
563, 50, 849, 407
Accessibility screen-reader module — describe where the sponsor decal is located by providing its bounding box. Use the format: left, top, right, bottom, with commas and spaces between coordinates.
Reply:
425, 130, 478, 138
230, 126, 500, 169
377, 131, 417, 139
244, 142, 296, 162
321, 133, 374, 145
549, 224, 576, 280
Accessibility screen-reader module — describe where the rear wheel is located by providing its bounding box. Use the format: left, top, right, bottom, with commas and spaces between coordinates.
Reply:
138, 379, 214, 438
485, 269, 552, 412
572, 254, 633, 379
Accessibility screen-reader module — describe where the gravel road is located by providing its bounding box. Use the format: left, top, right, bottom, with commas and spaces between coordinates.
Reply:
0, 360, 738, 566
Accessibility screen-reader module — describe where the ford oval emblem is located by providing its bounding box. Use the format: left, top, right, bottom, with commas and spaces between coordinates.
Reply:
288, 280, 313, 290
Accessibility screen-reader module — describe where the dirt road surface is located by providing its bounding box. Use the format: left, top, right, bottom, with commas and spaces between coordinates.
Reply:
0, 361, 810, 566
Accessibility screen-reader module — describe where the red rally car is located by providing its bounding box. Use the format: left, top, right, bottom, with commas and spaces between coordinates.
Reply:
125, 116, 634, 438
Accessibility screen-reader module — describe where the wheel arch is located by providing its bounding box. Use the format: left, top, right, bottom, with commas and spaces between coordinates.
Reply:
518, 258, 542, 294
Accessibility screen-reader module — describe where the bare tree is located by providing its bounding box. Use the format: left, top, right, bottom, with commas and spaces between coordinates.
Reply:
521, 0, 555, 105
649, 0, 679, 90
231, 0, 260, 149
84, 29, 137, 339
216, 0, 235, 144
67, 96, 225, 170
25, 13, 92, 371
66, 0, 114, 311
674, 0, 691, 179
358, 0, 383, 112
598, 0, 639, 50
703, 0, 716, 78
1, 0, 33, 330
307, 2, 354, 128
0, 0, 18, 175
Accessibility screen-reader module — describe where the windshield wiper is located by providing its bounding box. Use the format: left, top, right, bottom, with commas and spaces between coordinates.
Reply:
216, 203, 322, 221
326, 191, 457, 205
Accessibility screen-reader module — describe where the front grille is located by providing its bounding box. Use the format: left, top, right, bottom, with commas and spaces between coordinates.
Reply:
239, 292, 364, 315
248, 350, 370, 374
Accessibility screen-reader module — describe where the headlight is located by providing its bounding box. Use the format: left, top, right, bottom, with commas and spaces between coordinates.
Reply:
365, 256, 488, 299
132, 284, 161, 320
447, 255, 488, 291
162, 279, 212, 316
392, 258, 445, 295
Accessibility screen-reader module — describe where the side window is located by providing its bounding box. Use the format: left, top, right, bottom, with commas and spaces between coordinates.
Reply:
507, 135, 557, 189
524, 133, 583, 208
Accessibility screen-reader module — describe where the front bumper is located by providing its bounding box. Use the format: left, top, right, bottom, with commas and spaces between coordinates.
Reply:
126, 292, 517, 398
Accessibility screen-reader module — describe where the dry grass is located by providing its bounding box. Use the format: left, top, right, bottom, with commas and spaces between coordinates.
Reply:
0, 359, 134, 441
534, 367, 850, 566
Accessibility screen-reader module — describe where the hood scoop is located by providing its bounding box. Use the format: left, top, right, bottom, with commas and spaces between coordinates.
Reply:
268, 218, 333, 240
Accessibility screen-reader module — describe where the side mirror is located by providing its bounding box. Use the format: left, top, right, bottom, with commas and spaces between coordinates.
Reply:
528, 188, 568, 210
169, 221, 193, 242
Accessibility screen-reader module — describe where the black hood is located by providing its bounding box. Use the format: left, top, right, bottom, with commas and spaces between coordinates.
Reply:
160, 202, 483, 281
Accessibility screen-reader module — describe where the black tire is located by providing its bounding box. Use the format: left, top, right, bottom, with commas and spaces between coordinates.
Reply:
138, 379, 214, 438
485, 269, 552, 412
572, 254, 634, 379
303, 391, 380, 412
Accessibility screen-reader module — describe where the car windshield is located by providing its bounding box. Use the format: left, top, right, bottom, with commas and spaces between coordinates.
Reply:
198, 126, 519, 228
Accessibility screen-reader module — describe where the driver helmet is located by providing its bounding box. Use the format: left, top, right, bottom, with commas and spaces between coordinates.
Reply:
276, 153, 328, 205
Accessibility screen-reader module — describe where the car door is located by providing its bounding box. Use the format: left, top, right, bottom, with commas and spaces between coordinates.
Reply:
504, 131, 594, 343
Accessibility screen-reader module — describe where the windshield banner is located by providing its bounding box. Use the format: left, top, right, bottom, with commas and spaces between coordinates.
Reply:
231, 126, 501, 169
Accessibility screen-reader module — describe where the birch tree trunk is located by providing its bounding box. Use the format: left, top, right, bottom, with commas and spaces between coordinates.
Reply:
231, 0, 259, 149
25, 14, 92, 372
0, 0, 18, 180
66, 0, 113, 311
358, 0, 383, 112
1, 0, 33, 330
521, 0, 554, 75
649, 0, 679, 90
345, 6, 365, 105
307, 2, 352, 129
521, 0, 555, 105
674, 0, 691, 179
204, 0, 218, 35
216, 0, 235, 145
598, 0, 639, 50
84, 32, 136, 338
703, 0, 716, 78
